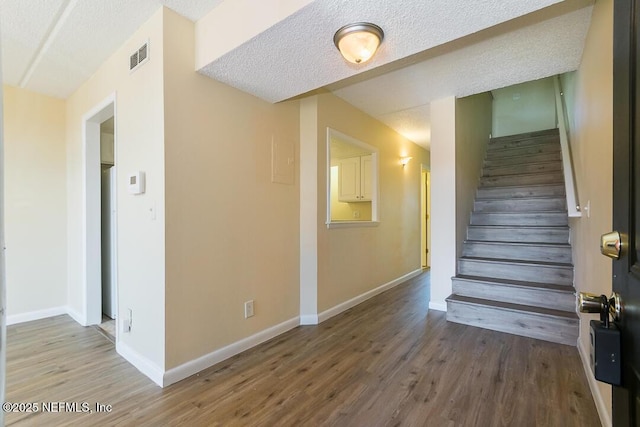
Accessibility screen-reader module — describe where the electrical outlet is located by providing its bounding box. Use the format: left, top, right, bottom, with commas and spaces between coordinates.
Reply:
353, 211, 360, 219
244, 300, 255, 318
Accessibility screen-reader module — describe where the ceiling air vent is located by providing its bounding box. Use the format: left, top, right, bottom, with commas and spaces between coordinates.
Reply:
129, 40, 150, 72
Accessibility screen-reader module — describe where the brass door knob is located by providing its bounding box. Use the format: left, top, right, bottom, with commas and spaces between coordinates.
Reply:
578, 292, 623, 324
579, 292, 606, 313
601, 231, 622, 259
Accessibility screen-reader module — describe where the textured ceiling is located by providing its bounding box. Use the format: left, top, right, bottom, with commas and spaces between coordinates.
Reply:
198, 0, 563, 103
197, 0, 594, 148
1, 0, 595, 149
0, 0, 223, 98
332, 4, 593, 147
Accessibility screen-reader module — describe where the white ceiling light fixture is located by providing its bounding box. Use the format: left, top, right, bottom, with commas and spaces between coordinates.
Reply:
333, 22, 384, 64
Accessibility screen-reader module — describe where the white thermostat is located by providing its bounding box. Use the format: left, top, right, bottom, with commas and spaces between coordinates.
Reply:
128, 171, 145, 195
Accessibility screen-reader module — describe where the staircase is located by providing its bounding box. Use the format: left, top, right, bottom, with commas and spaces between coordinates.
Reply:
446, 128, 579, 346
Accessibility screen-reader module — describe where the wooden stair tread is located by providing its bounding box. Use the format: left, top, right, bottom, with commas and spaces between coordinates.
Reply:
460, 256, 573, 268
479, 182, 564, 188
481, 170, 563, 179
472, 211, 568, 215
484, 160, 562, 169
464, 240, 571, 248
487, 139, 559, 148
489, 129, 559, 143
477, 183, 565, 190
487, 141, 561, 155
454, 274, 575, 292
475, 195, 566, 202
468, 224, 570, 230
486, 141, 560, 154
446, 294, 578, 320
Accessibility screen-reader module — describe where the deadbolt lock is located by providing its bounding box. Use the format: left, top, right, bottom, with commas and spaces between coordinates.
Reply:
601, 231, 622, 259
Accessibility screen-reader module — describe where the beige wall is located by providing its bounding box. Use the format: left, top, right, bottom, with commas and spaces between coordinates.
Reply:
307, 93, 429, 312
492, 77, 556, 137
4, 86, 67, 317
563, 0, 613, 423
162, 9, 300, 369
430, 96, 456, 309
66, 9, 166, 370
456, 93, 493, 259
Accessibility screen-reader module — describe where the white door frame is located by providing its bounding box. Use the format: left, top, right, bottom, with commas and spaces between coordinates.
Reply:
81, 94, 117, 326
0, 59, 7, 426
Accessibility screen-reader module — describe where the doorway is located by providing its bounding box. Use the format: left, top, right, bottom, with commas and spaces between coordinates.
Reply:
99, 118, 116, 340
82, 95, 117, 339
421, 166, 431, 269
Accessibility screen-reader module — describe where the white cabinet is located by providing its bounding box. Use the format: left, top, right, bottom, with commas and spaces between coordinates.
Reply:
338, 155, 372, 202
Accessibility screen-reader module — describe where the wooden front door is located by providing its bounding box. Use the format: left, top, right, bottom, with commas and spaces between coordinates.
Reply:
613, 0, 640, 424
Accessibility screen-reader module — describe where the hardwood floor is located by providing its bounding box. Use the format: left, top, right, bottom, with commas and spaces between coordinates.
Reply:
5, 272, 600, 426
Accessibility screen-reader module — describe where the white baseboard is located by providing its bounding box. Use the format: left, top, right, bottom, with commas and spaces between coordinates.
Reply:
578, 338, 611, 427
299, 314, 318, 325
7, 306, 67, 325
429, 300, 447, 312
116, 341, 164, 387
162, 317, 300, 387
317, 269, 423, 324
66, 306, 85, 325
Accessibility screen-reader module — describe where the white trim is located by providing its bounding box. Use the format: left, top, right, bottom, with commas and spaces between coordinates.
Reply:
116, 341, 164, 387
299, 314, 318, 325
6, 306, 67, 325
162, 317, 299, 387
66, 306, 84, 325
317, 269, 422, 323
326, 221, 380, 229
578, 337, 612, 427
81, 94, 116, 327
428, 300, 448, 312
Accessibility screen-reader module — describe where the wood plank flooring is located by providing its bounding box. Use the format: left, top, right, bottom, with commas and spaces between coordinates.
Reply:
5, 272, 600, 426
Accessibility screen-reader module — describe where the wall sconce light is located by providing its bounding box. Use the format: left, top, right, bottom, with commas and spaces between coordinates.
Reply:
400, 157, 412, 167
334, 22, 384, 64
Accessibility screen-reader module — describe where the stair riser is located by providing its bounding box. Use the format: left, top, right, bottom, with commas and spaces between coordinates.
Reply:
471, 213, 568, 226
481, 172, 564, 187
485, 144, 560, 160
463, 242, 572, 263
477, 185, 565, 199
483, 162, 562, 177
474, 198, 566, 213
458, 259, 573, 285
484, 152, 562, 167
487, 136, 560, 151
467, 226, 570, 244
452, 279, 575, 312
446, 301, 578, 346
